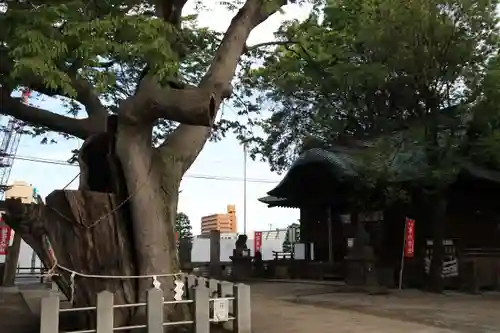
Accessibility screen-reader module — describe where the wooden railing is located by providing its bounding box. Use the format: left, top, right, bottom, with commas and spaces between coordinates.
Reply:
40, 274, 251, 333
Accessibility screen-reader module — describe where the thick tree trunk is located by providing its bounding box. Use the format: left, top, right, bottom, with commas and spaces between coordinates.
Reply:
115, 121, 186, 321
5, 118, 187, 328
4, 191, 138, 325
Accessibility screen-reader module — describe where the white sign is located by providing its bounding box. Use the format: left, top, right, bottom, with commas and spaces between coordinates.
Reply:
212, 299, 229, 322
424, 256, 458, 277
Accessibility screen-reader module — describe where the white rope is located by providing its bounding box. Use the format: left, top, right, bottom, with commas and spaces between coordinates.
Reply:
40, 240, 182, 304
55, 264, 182, 305
56, 263, 182, 279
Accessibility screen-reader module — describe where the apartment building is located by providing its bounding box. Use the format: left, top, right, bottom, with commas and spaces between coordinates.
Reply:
200, 204, 237, 235
5, 181, 38, 204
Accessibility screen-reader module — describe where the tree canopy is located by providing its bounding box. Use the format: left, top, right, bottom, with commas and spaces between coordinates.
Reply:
1, 0, 312, 141
282, 222, 299, 253
239, 0, 500, 176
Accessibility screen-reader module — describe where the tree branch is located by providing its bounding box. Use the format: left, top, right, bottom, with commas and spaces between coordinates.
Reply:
0, 87, 96, 139
68, 70, 108, 121
123, 78, 217, 126
243, 40, 298, 54
125, 0, 219, 127
200, 0, 287, 89
155, 0, 188, 27
0, 55, 107, 125
160, 0, 288, 171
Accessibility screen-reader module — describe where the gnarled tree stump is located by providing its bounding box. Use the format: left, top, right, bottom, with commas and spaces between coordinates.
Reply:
4, 190, 138, 326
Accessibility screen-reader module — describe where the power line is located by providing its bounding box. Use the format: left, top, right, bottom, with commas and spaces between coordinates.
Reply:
10, 154, 280, 184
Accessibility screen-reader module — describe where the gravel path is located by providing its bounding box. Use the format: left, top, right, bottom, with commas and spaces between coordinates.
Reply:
251, 294, 456, 333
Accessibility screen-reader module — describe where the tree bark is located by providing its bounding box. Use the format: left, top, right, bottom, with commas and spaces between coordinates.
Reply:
4, 192, 138, 322
2, 232, 22, 286
115, 122, 182, 302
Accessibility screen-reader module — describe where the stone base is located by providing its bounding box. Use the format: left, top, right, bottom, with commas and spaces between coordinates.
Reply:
345, 259, 378, 287
230, 257, 252, 282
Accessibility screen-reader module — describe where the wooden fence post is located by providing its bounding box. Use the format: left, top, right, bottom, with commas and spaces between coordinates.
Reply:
219, 281, 233, 298
233, 284, 251, 333
196, 276, 207, 287
187, 275, 196, 299
194, 285, 209, 333
40, 293, 59, 333
96, 291, 114, 333
147, 288, 164, 333
208, 278, 218, 296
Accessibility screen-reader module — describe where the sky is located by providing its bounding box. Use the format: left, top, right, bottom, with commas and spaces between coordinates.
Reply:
6, 1, 314, 236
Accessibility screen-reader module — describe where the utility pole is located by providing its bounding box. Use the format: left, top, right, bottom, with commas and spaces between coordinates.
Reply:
243, 143, 247, 235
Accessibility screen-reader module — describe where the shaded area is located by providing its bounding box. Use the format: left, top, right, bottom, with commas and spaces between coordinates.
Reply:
0, 289, 38, 333
3, 192, 138, 326
293, 291, 500, 333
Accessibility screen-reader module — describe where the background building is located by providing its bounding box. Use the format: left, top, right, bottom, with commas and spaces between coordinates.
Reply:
200, 204, 237, 234
1, 181, 40, 268
5, 181, 38, 204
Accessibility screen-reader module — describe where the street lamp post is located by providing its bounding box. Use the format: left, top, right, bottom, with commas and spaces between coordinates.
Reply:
243, 143, 247, 235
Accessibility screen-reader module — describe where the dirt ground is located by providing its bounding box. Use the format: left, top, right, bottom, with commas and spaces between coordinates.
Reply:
250, 281, 500, 333
251, 293, 455, 333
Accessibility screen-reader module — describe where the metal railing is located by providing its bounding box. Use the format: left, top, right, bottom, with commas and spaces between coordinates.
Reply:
40, 274, 251, 333
15, 266, 49, 284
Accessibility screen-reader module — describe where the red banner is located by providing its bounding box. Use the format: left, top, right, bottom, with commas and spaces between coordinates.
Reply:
254, 231, 262, 254
404, 218, 415, 258
0, 226, 12, 255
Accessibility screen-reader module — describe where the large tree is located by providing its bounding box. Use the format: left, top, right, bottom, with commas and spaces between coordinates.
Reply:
0, 0, 304, 326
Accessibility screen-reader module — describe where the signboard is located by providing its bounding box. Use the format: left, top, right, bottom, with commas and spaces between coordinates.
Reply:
0, 226, 12, 255
404, 218, 415, 258
212, 298, 229, 322
254, 231, 262, 253
424, 240, 458, 277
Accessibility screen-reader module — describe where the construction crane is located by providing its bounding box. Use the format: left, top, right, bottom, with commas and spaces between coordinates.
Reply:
0, 89, 28, 196
0, 118, 23, 194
